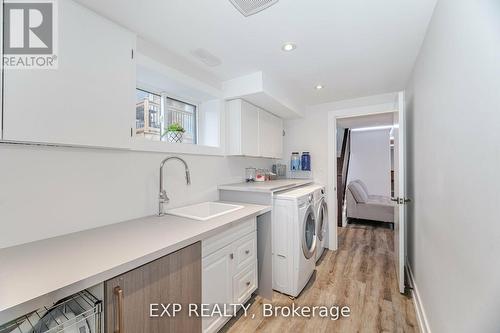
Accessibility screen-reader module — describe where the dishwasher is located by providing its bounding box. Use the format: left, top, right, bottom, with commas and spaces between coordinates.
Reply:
0, 290, 102, 333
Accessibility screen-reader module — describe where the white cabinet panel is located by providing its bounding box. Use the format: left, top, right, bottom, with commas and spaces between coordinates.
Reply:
258, 109, 274, 158
234, 232, 257, 272
258, 109, 283, 159
202, 227, 258, 333
202, 244, 234, 333
202, 218, 256, 257
240, 101, 260, 156
272, 116, 284, 159
3, 0, 136, 148
226, 99, 283, 158
233, 261, 257, 304
226, 99, 259, 156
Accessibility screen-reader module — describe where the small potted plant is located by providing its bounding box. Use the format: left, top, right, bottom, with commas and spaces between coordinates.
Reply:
164, 123, 185, 143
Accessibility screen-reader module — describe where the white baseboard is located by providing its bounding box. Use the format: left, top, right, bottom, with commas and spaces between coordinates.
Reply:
406, 263, 432, 333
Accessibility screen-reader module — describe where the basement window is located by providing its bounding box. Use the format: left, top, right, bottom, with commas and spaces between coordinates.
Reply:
135, 88, 197, 144
136, 89, 162, 140
165, 97, 197, 144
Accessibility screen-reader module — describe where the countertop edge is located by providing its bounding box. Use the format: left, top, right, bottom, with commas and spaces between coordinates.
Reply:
218, 179, 314, 192
0, 203, 270, 317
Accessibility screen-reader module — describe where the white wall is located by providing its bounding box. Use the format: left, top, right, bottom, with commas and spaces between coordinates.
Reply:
283, 109, 330, 185
0, 144, 273, 248
405, 0, 500, 332
283, 93, 397, 187
347, 129, 391, 196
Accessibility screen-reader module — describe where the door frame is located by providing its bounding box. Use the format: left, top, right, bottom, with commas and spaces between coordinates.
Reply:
326, 96, 401, 253
394, 90, 407, 293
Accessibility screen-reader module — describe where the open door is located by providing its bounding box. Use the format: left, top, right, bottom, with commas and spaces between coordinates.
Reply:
393, 91, 407, 294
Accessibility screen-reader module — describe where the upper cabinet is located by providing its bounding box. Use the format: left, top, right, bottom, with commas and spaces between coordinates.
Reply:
2, 0, 136, 148
226, 99, 260, 156
226, 99, 283, 158
258, 109, 283, 159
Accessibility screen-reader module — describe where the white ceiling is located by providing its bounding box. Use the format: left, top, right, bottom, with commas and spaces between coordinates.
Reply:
337, 112, 394, 129
76, 0, 436, 107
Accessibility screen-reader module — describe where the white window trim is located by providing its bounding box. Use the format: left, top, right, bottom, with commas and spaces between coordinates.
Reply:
163, 94, 199, 145
132, 85, 224, 156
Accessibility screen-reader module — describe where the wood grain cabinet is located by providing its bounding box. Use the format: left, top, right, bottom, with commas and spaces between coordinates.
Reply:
104, 242, 202, 333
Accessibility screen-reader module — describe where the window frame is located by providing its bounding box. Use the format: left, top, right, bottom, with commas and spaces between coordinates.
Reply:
164, 95, 199, 145
135, 85, 199, 145
135, 87, 163, 138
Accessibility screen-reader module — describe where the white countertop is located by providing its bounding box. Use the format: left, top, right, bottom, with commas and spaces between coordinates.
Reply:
0, 202, 270, 314
218, 179, 313, 193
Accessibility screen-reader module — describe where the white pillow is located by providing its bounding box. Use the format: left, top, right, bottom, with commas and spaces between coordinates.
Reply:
348, 182, 368, 203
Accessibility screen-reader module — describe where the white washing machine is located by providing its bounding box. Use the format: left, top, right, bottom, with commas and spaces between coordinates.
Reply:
311, 184, 328, 263
272, 186, 317, 297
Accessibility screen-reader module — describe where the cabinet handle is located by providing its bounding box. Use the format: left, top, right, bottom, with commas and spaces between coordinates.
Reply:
246, 281, 251, 287
245, 250, 250, 255
229, 253, 234, 259
114, 286, 124, 333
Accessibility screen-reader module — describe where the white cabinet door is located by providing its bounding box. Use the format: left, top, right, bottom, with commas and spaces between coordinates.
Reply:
226, 99, 283, 158
202, 244, 234, 333
226, 99, 259, 156
240, 101, 260, 156
2, 0, 136, 148
258, 110, 274, 158
271, 115, 284, 159
259, 110, 283, 158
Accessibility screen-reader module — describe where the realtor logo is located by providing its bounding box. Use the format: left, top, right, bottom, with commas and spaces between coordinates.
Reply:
3, 0, 58, 69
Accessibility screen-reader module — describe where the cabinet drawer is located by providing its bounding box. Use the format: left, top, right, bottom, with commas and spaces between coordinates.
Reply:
202, 218, 256, 258
233, 261, 257, 304
234, 231, 257, 272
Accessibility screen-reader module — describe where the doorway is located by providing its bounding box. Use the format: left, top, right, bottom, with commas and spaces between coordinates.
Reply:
336, 113, 395, 228
327, 91, 407, 293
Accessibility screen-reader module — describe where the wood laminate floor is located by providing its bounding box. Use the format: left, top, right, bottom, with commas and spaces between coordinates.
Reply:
223, 222, 418, 333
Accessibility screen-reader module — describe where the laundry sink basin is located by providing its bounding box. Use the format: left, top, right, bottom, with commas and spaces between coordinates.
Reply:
166, 202, 244, 221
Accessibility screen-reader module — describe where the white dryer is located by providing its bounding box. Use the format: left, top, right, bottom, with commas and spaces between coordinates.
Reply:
272, 186, 317, 297
311, 185, 328, 263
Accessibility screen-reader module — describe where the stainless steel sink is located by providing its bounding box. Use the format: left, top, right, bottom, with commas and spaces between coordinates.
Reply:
166, 202, 244, 221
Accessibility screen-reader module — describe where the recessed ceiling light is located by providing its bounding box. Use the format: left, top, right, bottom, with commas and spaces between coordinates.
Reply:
281, 43, 296, 52
315, 84, 324, 90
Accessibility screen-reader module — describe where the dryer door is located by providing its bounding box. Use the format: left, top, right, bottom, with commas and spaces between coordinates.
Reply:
302, 205, 317, 259
317, 197, 328, 241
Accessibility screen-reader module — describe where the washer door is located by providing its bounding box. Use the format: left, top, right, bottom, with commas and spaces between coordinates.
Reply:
317, 197, 328, 241
302, 205, 317, 259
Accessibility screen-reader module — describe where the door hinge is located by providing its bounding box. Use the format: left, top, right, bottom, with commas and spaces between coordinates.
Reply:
391, 197, 411, 205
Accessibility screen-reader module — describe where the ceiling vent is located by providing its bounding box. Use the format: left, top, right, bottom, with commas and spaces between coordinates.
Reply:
190, 48, 222, 67
229, 0, 279, 17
